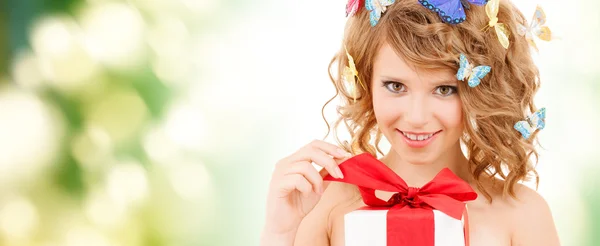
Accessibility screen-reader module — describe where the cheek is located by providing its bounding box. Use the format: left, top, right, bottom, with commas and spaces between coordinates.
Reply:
372, 91, 398, 124
436, 99, 463, 129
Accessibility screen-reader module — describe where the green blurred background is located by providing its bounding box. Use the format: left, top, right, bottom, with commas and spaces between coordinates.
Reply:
0, 0, 597, 245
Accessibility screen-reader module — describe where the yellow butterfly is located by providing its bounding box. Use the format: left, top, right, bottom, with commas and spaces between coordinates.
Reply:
517, 5, 552, 52
485, 0, 510, 49
343, 48, 366, 102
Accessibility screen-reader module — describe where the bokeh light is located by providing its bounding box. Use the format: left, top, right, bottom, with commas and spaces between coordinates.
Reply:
0, 88, 64, 187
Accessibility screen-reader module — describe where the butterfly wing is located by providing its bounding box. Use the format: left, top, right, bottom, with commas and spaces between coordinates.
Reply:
343, 66, 355, 83
528, 107, 547, 130
346, 0, 361, 17
379, 0, 396, 6
472, 65, 491, 78
365, 0, 381, 26
345, 49, 358, 76
343, 66, 358, 101
456, 53, 470, 81
485, 0, 500, 24
344, 49, 358, 101
514, 120, 534, 139
494, 23, 510, 49
517, 23, 528, 37
366, 0, 395, 26
533, 5, 547, 27
467, 76, 482, 87
419, 0, 467, 24
467, 65, 491, 87
536, 26, 552, 41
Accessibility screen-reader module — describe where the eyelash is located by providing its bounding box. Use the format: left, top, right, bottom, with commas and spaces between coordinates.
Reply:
382, 81, 407, 93
381, 81, 457, 96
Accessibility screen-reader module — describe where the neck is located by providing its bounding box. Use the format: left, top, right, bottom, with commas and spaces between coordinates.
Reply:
381, 143, 471, 188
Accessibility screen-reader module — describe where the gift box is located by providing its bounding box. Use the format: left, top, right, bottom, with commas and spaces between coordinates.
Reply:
344, 206, 468, 246
324, 153, 477, 246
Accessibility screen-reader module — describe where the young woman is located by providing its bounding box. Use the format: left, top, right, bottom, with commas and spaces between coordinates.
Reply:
261, 0, 560, 245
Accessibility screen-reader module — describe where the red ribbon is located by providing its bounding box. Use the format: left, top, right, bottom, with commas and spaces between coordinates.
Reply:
324, 153, 477, 246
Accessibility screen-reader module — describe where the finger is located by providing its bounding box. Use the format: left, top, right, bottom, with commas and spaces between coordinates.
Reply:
310, 140, 352, 159
296, 147, 344, 179
287, 140, 349, 164
284, 161, 324, 194
280, 174, 313, 198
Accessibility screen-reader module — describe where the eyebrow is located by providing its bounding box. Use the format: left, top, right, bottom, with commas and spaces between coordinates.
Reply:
379, 75, 407, 82
430, 78, 458, 86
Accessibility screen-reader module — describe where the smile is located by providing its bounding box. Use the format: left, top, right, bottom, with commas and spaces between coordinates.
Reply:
397, 130, 442, 148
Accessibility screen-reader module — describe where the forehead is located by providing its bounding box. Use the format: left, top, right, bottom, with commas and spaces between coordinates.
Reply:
373, 43, 456, 84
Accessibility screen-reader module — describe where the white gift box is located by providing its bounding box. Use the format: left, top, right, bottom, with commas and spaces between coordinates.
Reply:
344, 208, 467, 246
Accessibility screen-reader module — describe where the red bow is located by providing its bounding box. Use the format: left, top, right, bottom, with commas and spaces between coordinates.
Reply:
324, 153, 477, 245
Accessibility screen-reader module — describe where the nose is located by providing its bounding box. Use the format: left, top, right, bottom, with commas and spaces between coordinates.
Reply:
405, 95, 428, 128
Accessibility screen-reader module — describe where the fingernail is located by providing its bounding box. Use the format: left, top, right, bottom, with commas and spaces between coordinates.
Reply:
319, 186, 324, 195
337, 149, 351, 157
336, 167, 344, 179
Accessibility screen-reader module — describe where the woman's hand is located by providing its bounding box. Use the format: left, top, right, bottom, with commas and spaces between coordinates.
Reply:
260, 140, 351, 245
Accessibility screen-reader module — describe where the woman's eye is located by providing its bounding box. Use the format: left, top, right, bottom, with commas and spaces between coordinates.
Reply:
435, 86, 457, 96
382, 81, 406, 93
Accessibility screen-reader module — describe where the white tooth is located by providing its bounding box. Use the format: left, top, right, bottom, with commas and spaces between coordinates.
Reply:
409, 134, 416, 140
417, 135, 424, 141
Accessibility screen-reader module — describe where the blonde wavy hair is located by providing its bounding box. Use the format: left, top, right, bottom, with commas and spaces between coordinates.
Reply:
322, 0, 542, 201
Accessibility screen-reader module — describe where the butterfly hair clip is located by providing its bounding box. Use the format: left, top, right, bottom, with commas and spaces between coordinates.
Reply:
517, 5, 552, 52
343, 48, 367, 102
456, 53, 491, 87
366, 0, 395, 26
514, 108, 546, 139
484, 0, 510, 49
419, 0, 488, 24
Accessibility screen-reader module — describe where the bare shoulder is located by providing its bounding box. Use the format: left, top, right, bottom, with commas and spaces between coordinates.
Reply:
293, 181, 360, 246
466, 179, 560, 246
507, 183, 561, 246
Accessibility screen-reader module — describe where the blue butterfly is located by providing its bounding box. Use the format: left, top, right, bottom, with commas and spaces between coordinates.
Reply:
514, 108, 546, 139
456, 53, 491, 87
418, 0, 488, 24
366, 0, 396, 26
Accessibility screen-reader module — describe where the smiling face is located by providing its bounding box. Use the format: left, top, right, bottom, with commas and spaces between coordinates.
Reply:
372, 43, 464, 165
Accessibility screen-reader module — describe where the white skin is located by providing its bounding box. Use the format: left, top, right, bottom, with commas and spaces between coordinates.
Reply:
261, 43, 560, 246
